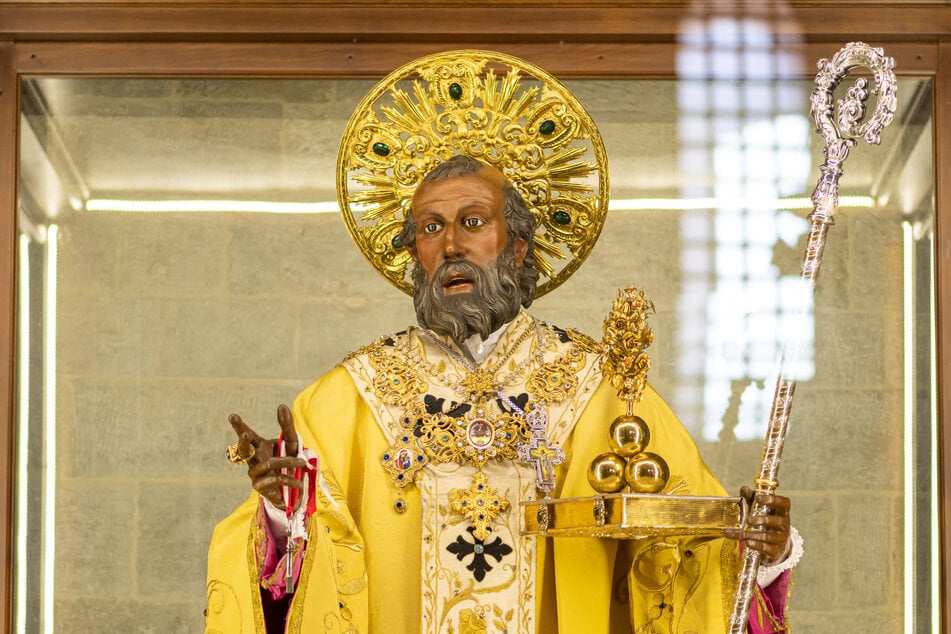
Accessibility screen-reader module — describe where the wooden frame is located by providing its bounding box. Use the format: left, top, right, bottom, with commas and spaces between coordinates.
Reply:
1, 2, 949, 631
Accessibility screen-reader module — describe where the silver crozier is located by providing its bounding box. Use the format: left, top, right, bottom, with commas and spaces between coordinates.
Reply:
727, 41, 898, 632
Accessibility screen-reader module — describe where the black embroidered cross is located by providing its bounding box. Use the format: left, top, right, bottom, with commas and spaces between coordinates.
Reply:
446, 526, 513, 582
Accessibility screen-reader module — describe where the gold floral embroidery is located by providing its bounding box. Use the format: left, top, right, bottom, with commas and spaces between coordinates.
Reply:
527, 353, 583, 403
369, 349, 427, 407
343, 336, 385, 362
204, 581, 241, 634
630, 537, 717, 633
457, 608, 488, 634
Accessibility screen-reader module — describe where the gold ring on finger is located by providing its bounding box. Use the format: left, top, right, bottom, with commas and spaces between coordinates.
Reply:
226, 442, 256, 464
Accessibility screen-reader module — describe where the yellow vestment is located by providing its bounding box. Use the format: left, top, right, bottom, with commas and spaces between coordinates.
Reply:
206, 313, 743, 633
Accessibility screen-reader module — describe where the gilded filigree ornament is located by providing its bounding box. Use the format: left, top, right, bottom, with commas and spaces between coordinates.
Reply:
337, 50, 609, 298
343, 335, 387, 362
527, 353, 582, 404
448, 471, 512, 541
459, 370, 499, 400
381, 431, 429, 489
367, 344, 428, 407
586, 286, 669, 495
601, 286, 655, 405
411, 407, 530, 468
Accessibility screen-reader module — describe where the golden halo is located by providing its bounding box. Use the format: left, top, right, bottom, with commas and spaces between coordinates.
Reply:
336, 49, 609, 299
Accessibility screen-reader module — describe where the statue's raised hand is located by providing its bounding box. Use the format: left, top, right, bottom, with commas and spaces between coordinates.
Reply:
227, 404, 308, 508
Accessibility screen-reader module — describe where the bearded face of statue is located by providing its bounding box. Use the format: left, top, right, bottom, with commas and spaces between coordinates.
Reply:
406, 161, 538, 342
411, 244, 526, 343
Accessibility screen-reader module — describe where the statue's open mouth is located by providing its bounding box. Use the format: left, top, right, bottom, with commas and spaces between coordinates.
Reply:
444, 274, 473, 289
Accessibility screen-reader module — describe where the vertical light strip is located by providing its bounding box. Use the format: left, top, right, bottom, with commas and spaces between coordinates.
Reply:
42, 225, 58, 634
929, 232, 939, 633
901, 221, 914, 634
15, 234, 30, 634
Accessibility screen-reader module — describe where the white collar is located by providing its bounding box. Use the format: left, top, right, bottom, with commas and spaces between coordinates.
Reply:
463, 321, 510, 364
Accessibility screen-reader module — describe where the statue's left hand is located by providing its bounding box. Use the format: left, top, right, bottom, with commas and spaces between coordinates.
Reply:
724, 486, 791, 566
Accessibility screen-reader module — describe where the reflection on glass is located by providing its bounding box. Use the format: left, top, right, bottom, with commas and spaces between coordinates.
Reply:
675, 17, 812, 444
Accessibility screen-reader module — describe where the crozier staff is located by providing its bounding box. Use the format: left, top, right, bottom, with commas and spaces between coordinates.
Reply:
206, 51, 798, 634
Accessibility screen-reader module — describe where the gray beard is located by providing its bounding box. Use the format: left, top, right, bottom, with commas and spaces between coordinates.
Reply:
412, 245, 524, 344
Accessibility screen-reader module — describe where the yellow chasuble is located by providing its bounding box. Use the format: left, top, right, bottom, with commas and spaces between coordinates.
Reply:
206, 312, 740, 634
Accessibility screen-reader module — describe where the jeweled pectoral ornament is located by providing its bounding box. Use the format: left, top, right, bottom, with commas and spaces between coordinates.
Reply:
459, 370, 498, 400
588, 286, 669, 495
448, 471, 511, 541
517, 407, 565, 496
381, 431, 429, 512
